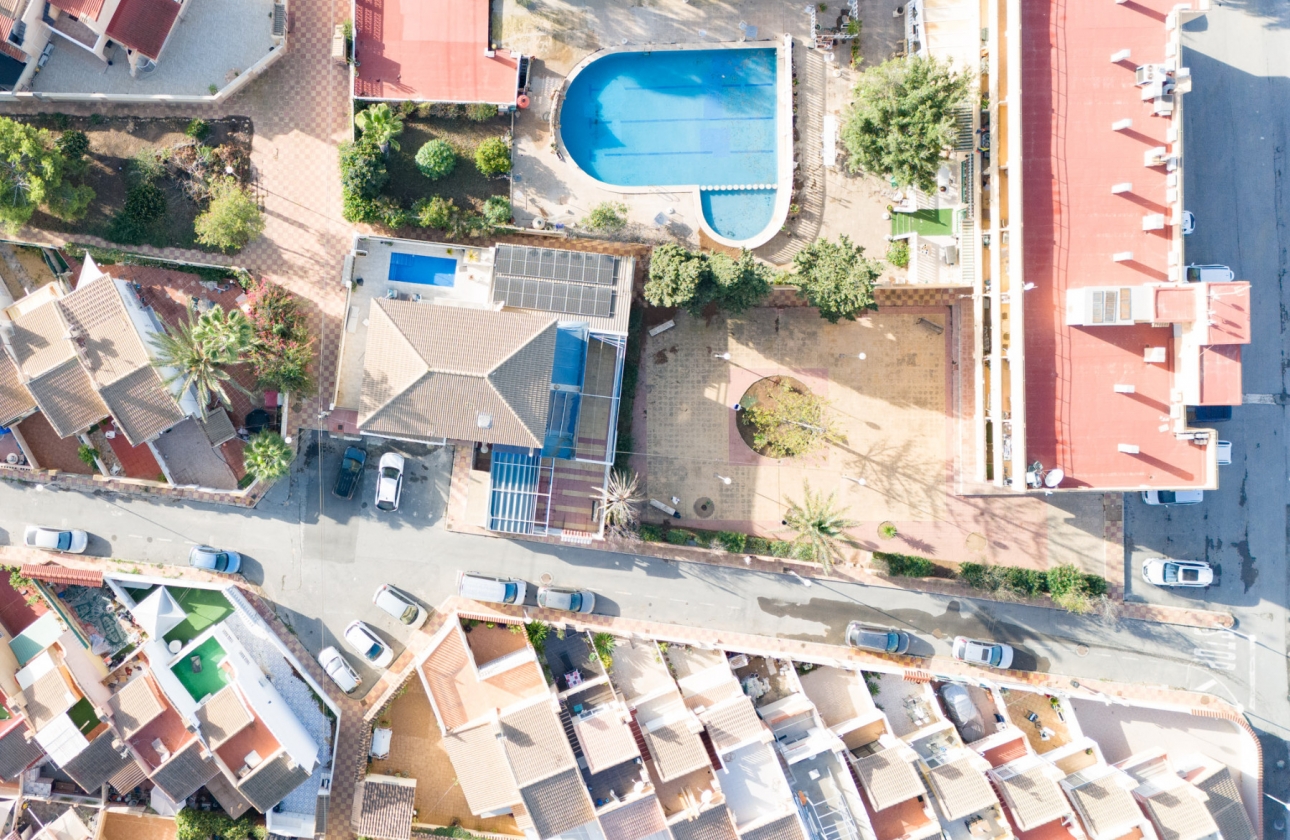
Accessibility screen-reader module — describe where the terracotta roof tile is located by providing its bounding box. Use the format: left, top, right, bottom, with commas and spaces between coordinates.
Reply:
0, 352, 36, 427
20, 565, 102, 587
572, 709, 640, 775
996, 767, 1068, 831
500, 700, 575, 787
26, 358, 107, 438
354, 775, 417, 840
193, 687, 252, 750
105, 0, 179, 60
203, 771, 253, 818
698, 697, 765, 754
440, 721, 520, 815
926, 758, 997, 821
518, 768, 595, 839
739, 814, 807, 840
670, 806, 738, 840
853, 749, 926, 811
106, 676, 166, 739
0, 723, 44, 779
48, 0, 105, 22
1069, 776, 1145, 840
596, 795, 669, 840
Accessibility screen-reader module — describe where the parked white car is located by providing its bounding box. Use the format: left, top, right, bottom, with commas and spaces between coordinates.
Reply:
318, 646, 361, 693
536, 586, 595, 614
374, 453, 405, 512
343, 620, 393, 669
1185, 264, 1234, 283
1141, 490, 1204, 506
373, 584, 427, 629
457, 571, 527, 605
1142, 558, 1213, 588
23, 525, 88, 554
952, 636, 1015, 670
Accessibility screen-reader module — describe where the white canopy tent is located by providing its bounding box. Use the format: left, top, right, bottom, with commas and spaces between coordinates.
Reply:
132, 588, 187, 641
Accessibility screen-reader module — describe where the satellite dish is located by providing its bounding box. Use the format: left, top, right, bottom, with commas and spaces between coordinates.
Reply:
1045, 468, 1065, 488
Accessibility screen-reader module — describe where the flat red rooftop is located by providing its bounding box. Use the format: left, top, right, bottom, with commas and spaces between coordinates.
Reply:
1022, 0, 1208, 489
354, 0, 518, 104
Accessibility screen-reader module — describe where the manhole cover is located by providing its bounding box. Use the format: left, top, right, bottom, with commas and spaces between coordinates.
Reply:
694, 497, 715, 518
1076, 644, 1089, 656
539, 573, 554, 585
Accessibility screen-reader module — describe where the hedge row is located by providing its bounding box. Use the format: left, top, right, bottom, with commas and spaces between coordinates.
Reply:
638, 524, 811, 560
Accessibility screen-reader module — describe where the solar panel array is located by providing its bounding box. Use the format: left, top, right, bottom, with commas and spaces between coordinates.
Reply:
492, 245, 620, 319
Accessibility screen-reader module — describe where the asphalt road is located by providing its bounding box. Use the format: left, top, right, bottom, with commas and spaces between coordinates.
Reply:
1123, 3, 1290, 832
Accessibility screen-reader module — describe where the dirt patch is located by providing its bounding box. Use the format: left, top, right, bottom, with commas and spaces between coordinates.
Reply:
653, 349, 670, 365
643, 304, 678, 329
14, 115, 253, 251
382, 113, 511, 217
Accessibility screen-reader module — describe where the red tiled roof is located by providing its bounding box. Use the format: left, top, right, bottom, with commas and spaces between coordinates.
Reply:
1022, 0, 1207, 489
0, 15, 28, 62
353, 0, 518, 103
106, 0, 179, 61
48, 0, 106, 23
21, 564, 103, 587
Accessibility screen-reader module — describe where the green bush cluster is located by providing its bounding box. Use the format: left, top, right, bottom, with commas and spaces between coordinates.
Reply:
467, 103, 498, 121
475, 136, 512, 176
665, 529, 697, 546
646, 243, 775, 316
185, 118, 211, 141
958, 561, 1107, 610
414, 138, 456, 180
639, 523, 665, 542
634, 523, 803, 558
175, 809, 266, 840
339, 138, 388, 223
874, 551, 935, 577
716, 531, 747, 552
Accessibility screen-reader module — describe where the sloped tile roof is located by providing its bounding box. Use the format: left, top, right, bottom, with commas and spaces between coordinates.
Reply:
20, 565, 102, 587
518, 768, 595, 840
797, 667, 874, 729
19, 666, 78, 730
1069, 776, 1144, 840
26, 357, 107, 437
500, 700, 575, 787
150, 741, 218, 801
997, 767, 1068, 831
98, 366, 182, 446
59, 277, 149, 388
204, 771, 253, 818
670, 806, 738, 840
440, 721, 520, 815
237, 752, 311, 813
644, 719, 710, 782
1141, 787, 1219, 840
0, 723, 44, 779
572, 709, 639, 775
107, 757, 148, 795
359, 300, 558, 446
106, 676, 165, 739
853, 749, 926, 811
927, 758, 998, 821
354, 775, 417, 840
194, 687, 252, 750
596, 795, 669, 840
0, 352, 36, 426
10, 301, 74, 379
698, 697, 765, 754
60, 731, 136, 793
739, 814, 807, 840
1195, 767, 1255, 840
104, 0, 178, 59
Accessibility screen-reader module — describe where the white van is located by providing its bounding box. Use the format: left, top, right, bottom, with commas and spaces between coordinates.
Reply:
457, 571, 527, 605
1185, 264, 1234, 283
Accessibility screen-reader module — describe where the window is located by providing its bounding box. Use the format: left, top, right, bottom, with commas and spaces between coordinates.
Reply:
56, 532, 71, 551
504, 583, 519, 603
568, 593, 583, 612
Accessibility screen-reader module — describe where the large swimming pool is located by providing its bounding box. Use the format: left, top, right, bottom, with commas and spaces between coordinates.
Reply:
560, 47, 784, 244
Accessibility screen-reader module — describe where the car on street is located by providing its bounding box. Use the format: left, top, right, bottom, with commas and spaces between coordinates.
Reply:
939, 684, 987, 742
318, 646, 361, 693
536, 586, 595, 614
1141, 489, 1204, 506
343, 620, 393, 669
23, 525, 88, 554
1181, 210, 1195, 236
845, 622, 911, 655
373, 584, 427, 629
188, 545, 242, 575
1217, 441, 1232, 466
457, 571, 527, 605
1142, 558, 1213, 588
333, 446, 367, 499
374, 453, 404, 512
1185, 264, 1234, 283
952, 636, 1014, 670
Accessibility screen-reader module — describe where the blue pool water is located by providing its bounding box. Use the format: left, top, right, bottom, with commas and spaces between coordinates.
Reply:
561, 48, 779, 242
389, 253, 457, 286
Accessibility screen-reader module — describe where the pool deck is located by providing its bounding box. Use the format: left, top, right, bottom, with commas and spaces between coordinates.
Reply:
334, 237, 495, 412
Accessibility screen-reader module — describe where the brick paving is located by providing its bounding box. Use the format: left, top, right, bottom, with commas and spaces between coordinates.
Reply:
101, 418, 164, 480
16, 411, 93, 474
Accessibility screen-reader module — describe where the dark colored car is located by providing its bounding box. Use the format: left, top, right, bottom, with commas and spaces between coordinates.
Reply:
1188, 405, 1232, 423
333, 446, 367, 499
845, 622, 912, 655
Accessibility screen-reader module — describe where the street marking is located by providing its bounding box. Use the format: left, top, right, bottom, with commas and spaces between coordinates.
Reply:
1242, 393, 1279, 404
1195, 679, 1218, 692
1246, 634, 1257, 714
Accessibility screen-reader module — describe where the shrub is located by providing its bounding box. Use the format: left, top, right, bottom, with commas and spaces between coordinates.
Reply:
874, 551, 935, 578
1083, 574, 1108, 597
1002, 567, 1046, 597
639, 523, 665, 542
123, 181, 166, 224
792, 235, 881, 323
56, 130, 89, 168
878, 522, 898, 539
586, 201, 628, 233
414, 195, 455, 229
957, 561, 989, 589
467, 103, 498, 121
244, 431, 293, 482
185, 118, 211, 141
339, 139, 388, 199
342, 191, 380, 224
130, 148, 166, 182
175, 810, 265, 840
374, 197, 411, 229
414, 138, 456, 180
716, 531, 747, 553
665, 529, 696, 546
195, 178, 264, 252
886, 239, 910, 268
475, 136, 511, 175
76, 444, 98, 466
481, 195, 512, 226
1045, 564, 1084, 598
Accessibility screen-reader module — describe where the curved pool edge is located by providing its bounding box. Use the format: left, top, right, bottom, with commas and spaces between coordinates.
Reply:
551, 36, 795, 251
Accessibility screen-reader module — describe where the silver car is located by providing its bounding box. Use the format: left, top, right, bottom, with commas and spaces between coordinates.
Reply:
23, 525, 88, 554
373, 585, 427, 629
374, 452, 404, 512
344, 620, 393, 669
536, 586, 595, 614
939, 684, 986, 743
845, 622, 911, 655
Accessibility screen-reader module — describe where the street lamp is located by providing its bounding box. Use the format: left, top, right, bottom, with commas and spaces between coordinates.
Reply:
837, 352, 867, 360
714, 352, 731, 360
842, 475, 866, 486
788, 570, 813, 587
715, 473, 732, 485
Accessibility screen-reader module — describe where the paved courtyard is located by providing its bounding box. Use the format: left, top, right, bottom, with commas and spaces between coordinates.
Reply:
638, 306, 1110, 572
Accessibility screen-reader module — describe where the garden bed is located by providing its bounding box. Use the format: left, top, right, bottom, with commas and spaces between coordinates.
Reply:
15, 115, 253, 251
384, 111, 510, 216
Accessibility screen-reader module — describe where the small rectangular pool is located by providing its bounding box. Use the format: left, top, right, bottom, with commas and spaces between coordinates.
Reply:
389, 252, 457, 287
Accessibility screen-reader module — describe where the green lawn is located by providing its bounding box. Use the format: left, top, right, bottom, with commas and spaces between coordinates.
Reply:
68, 697, 100, 735
171, 636, 230, 702
891, 207, 955, 237
162, 588, 235, 645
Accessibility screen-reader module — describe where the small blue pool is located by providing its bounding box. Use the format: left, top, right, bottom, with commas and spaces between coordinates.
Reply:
561, 47, 781, 243
389, 252, 457, 287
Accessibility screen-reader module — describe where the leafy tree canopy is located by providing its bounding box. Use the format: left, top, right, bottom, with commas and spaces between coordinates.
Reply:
194, 177, 264, 252
840, 55, 969, 191
245, 431, 294, 482
414, 139, 456, 180
0, 117, 92, 232
354, 103, 404, 152
645, 244, 773, 315
474, 136, 511, 176
791, 235, 881, 323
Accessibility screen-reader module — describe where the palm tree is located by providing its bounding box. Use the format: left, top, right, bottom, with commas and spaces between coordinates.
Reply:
244, 431, 293, 482
193, 307, 254, 361
783, 481, 858, 574
593, 469, 642, 535
354, 103, 404, 154
150, 309, 250, 420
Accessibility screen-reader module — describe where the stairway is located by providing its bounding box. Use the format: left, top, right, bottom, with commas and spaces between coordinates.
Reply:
628, 711, 653, 762
559, 705, 586, 762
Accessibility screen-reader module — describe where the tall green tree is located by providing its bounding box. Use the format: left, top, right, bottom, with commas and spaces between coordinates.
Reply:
841, 55, 969, 191
244, 431, 294, 483
646, 244, 707, 308
783, 481, 858, 574
354, 103, 404, 154
150, 308, 250, 419
791, 236, 881, 323
194, 178, 264, 252
645, 244, 772, 315
707, 249, 774, 315
0, 117, 94, 232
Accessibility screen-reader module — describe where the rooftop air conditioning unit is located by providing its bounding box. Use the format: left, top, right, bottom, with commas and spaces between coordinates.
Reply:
1145, 147, 1168, 167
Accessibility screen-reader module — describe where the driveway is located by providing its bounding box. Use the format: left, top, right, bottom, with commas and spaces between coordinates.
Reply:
1122, 2, 1290, 828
